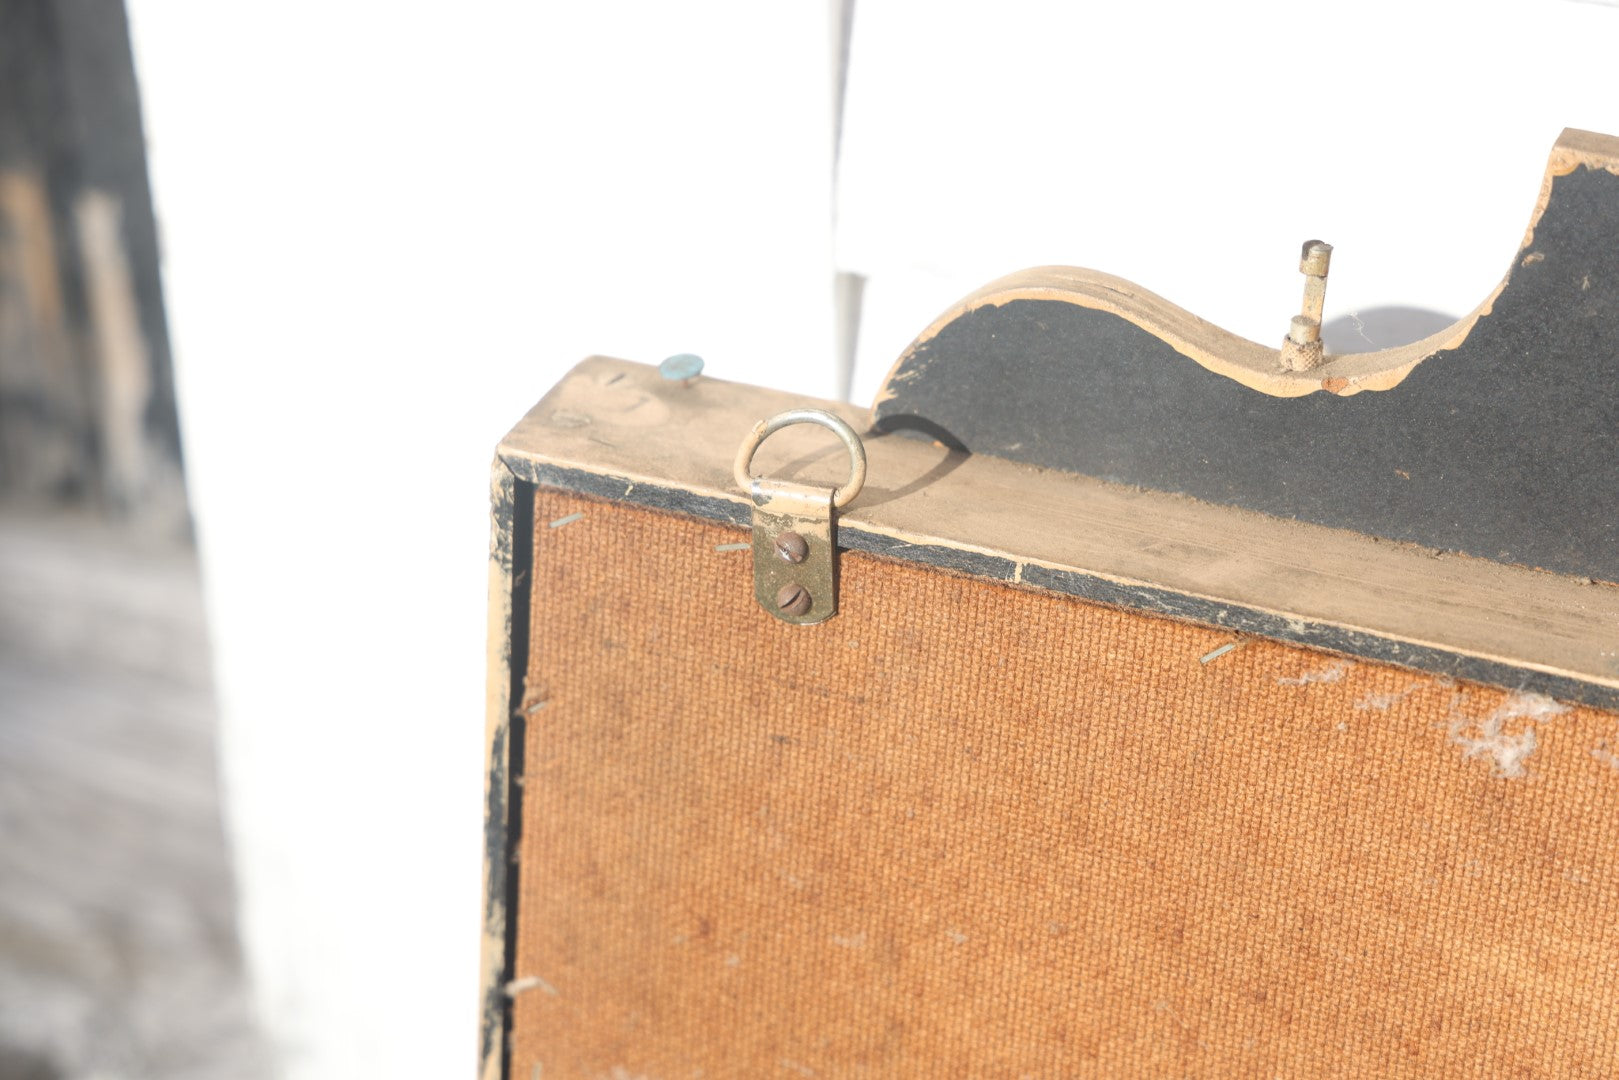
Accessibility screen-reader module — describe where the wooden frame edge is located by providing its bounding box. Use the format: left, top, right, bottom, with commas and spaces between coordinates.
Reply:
500, 456, 1619, 713
479, 457, 529, 1080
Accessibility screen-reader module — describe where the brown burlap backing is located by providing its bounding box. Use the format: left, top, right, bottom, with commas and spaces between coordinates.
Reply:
511, 490, 1619, 1077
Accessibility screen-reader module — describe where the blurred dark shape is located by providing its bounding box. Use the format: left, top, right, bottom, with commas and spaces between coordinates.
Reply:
0, 513, 268, 1078
0, 1045, 59, 1080
0, 0, 185, 530
0, 3, 266, 1076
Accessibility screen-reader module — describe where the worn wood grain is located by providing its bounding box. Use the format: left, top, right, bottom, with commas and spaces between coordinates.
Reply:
496, 358, 1619, 708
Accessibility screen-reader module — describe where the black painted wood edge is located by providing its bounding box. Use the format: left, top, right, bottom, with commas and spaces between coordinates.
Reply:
480, 459, 527, 1080
499, 453, 1619, 712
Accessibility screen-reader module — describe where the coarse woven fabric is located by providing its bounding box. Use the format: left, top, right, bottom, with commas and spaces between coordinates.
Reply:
510, 490, 1619, 1078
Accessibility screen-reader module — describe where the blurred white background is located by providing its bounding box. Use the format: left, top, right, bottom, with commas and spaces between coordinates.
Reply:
124, 1, 1619, 1076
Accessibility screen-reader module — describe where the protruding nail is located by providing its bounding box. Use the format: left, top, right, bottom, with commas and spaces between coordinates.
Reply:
659, 353, 705, 385
1282, 239, 1332, 371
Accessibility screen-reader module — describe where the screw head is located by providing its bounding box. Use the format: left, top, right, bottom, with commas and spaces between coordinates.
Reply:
775, 583, 812, 617
774, 531, 809, 563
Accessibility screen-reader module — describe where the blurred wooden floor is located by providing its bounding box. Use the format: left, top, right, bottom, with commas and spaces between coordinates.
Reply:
0, 508, 266, 1079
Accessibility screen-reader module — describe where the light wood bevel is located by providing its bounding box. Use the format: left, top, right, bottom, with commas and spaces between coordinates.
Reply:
496, 358, 1619, 708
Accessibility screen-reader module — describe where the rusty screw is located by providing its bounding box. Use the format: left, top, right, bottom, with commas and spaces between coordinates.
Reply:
774, 531, 809, 563
775, 583, 812, 616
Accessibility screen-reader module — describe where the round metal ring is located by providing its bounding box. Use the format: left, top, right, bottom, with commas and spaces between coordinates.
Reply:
733, 409, 867, 509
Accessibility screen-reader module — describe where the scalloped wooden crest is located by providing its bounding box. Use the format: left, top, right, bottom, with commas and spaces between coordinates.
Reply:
877, 128, 1619, 403
871, 129, 1619, 583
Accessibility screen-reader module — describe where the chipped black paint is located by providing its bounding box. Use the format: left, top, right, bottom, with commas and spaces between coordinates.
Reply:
844, 530, 1020, 580
507, 458, 750, 529
874, 166, 1619, 584
493, 459, 1619, 713
1019, 564, 1619, 712
478, 720, 510, 1072
480, 464, 532, 1080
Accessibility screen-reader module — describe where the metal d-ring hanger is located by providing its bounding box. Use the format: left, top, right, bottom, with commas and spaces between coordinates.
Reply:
733, 409, 867, 625
733, 409, 867, 511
